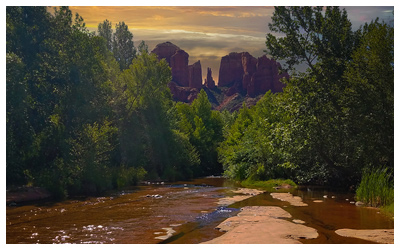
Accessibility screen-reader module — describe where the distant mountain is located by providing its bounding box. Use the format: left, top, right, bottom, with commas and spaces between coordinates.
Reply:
151, 42, 289, 112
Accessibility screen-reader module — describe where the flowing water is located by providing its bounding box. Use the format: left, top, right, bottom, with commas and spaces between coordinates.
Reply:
6, 178, 394, 244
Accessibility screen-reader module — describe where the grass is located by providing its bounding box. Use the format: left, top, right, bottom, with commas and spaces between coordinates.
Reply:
241, 178, 297, 192
356, 167, 394, 217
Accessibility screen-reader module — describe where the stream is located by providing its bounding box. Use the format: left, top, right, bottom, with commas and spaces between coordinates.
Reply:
6, 177, 394, 244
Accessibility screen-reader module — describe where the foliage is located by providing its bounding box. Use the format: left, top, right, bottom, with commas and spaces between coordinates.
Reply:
97, 19, 113, 51
113, 21, 136, 70
241, 179, 297, 192
219, 7, 393, 191
356, 167, 394, 208
5, 7, 204, 197
176, 89, 224, 176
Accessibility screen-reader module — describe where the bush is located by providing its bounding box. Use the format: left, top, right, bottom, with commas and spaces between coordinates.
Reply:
241, 178, 297, 192
356, 167, 394, 207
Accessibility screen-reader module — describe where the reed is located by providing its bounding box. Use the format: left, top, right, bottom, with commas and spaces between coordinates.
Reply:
356, 167, 394, 207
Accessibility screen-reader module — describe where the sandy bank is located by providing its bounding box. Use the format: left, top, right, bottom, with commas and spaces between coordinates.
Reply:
335, 229, 394, 244
201, 206, 318, 244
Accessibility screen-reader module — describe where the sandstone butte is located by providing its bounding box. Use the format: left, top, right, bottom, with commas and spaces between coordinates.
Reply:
151, 42, 289, 107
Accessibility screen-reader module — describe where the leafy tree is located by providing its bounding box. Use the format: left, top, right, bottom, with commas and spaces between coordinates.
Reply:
341, 19, 394, 171
97, 19, 113, 51
263, 7, 394, 186
113, 21, 136, 70
176, 90, 224, 176
266, 6, 360, 77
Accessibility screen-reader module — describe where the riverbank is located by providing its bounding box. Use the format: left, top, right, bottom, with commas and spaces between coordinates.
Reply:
202, 189, 394, 244
6, 186, 52, 205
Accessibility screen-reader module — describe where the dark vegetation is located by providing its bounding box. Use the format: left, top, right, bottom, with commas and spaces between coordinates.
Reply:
7, 6, 393, 206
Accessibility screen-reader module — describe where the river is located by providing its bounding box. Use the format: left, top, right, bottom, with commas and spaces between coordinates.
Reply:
6, 177, 394, 244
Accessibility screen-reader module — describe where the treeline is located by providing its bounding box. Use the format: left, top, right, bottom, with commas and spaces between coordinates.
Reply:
6, 6, 223, 197
219, 7, 393, 188
6, 7, 393, 198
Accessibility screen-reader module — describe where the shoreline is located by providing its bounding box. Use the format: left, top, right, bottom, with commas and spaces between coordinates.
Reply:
202, 188, 394, 244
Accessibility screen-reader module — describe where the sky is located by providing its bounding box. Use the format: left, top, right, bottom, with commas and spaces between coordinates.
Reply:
61, 4, 394, 82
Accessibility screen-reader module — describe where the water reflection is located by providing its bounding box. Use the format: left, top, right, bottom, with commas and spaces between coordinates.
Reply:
6, 178, 393, 244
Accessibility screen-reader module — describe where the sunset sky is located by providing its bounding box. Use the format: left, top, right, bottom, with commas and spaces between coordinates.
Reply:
64, 4, 394, 82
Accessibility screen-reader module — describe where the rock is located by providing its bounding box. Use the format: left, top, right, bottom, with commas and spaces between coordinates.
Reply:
270, 193, 308, 207
323, 195, 328, 198
167, 81, 199, 102
313, 200, 324, 203
292, 219, 305, 224
217, 52, 288, 97
171, 49, 189, 86
218, 52, 245, 88
151, 41, 180, 65
335, 229, 394, 244
355, 201, 364, 206
188, 60, 202, 89
202, 206, 318, 244
204, 67, 216, 89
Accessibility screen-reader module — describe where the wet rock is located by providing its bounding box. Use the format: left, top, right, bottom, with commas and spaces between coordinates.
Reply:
355, 201, 364, 206
154, 227, 176, 240
270, 193, 308, 207
202, 206, 318, 244
292, 219, 305, 224
335, 229, 394, 244
313, 200, 323, 203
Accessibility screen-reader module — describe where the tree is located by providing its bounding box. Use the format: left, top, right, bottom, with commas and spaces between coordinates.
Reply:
264, 7, 394, 186
341, 19, 394, 171
97, 19, 113, 51
176, 90, 224, 176
266, 6, 359, 77
113, 21, 136, 70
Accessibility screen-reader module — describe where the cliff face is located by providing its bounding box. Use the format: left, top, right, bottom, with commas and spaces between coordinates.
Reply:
151, 42, 288, 109
218, 52, 288, 97
151, 42, 202, 102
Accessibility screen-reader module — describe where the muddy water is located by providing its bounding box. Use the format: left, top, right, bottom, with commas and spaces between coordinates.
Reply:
6, 178, 394, 244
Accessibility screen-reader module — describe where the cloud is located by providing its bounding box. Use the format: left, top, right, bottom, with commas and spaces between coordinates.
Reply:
67, 6, 394, 82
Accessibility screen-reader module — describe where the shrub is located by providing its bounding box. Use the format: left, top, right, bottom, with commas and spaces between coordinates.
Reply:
356, 167, 394, 207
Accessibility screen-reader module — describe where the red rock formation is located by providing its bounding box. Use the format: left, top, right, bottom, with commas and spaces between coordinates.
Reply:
205, 67, 215, 89
151, 41, 180, 65
217, 52, 288, 97
218, 52, 245, 87
188, 60, 202, 89
168, 81, 199, 103
170, 49, 189, 87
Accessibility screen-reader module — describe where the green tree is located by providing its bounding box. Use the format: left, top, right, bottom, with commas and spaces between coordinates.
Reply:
264, 7, 394, 186
341, 19, 394, 171
97, 19, 113, 51
113, 21, 136, 70
176, 90, 224, 176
